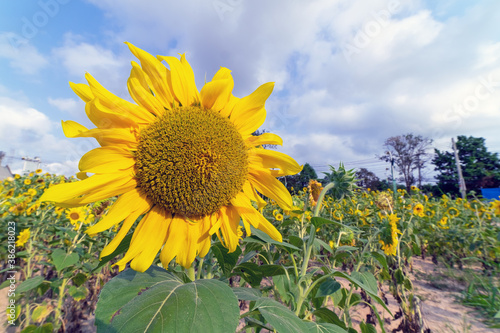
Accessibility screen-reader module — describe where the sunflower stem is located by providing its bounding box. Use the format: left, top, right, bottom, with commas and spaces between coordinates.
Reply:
313, 182, 335, 217
187, 264, 196, 281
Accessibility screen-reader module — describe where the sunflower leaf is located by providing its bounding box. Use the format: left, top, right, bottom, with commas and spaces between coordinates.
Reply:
96, 266, 239, 333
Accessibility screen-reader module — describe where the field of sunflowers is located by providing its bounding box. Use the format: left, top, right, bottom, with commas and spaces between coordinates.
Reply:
1, 171, 499, 332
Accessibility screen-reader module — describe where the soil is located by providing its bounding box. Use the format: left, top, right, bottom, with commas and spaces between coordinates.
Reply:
1, 257, 498, 332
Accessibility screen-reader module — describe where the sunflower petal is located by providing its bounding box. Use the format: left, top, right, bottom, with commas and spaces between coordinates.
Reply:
200, 78, 233, 112
248, 169, 293, 210
127, 62, 164, 117
231, 82, 274, 135
85, 188, 149, 235
157, 54, 199, 106
69, 82, 93, 103
249, 148, 303, 177
125, 42, 174, 108
245, 132, 283, 147
79, 146, 135, 174
231, 192, 282, 242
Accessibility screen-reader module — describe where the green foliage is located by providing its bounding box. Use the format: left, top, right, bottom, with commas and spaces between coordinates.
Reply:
282, 162, 318, 194
433, 136, 500, 196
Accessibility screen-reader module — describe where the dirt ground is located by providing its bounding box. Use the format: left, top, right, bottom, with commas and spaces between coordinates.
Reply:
2, 257, 498, 332
346, 257, 499, 333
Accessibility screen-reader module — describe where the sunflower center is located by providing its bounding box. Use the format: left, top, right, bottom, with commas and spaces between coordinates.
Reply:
70, 212, 80, 220
135, 106, 248, 217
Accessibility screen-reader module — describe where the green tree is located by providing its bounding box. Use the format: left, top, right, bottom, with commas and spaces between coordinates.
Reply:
282, 163, 317, 194
355, 167, 383, 190
433, 136, 500, 195
379, 133, 433, 190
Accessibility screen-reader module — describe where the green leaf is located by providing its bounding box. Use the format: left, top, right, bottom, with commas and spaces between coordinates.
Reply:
68, 285, 88, 301
51, 249, 79, 272
312, 308, 346, 328
259, 264, 287, 277
369, 251, 388, 271
316, 278, 341, 298
92, 233, 133, 272
17, 276, 44, 293
253, 298, 310, 333
96, 266, 239, 333
72, 272, 88, 287
20, 323, 53, 333
304, 321, 348, 333
247, 227, 300, 250
232, 287, 262, 301
211, 242, 241, 277
311, 217, 358, 233
360, 322, 377, 333
331, 270, 391, 315
288, 235, 304, 249
231, 262, 263, 288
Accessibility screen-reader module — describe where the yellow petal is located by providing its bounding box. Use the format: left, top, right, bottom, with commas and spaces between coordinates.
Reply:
160, 215, 187, 268
79, 146, 135, 174
242, 181, 267, 210
231, 192, 282, 242
40, 171, 132, 204
245, 132, 283, 147
127, 61, 165, 116
69, 82, 93, 103
200, 79, 233, 111
248, 169, 293, 210
85, 188, 148, 235
62, 121, 138, 148
249, 148, 302, 177
230, 82, 274, 135
85, 73, 155, 125
217, 206, 240, 253
157, 54, 200, 106
130, 208, 171, 272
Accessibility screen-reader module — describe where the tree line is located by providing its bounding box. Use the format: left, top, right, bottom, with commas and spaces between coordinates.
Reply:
279, 134, 500, 198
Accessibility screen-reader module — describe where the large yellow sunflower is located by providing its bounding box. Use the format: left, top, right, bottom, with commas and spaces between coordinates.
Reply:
41, 43, 301, 272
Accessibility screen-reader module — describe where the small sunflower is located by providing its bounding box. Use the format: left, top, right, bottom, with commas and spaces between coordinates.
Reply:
24, 179, 32, 185
447, 207, 459, 217
35, 169, 43, 174
308, 179, 323, 206
491, 200, 500, 216
437, 216, 449, 229
16, 228, 30, 247
41, 43, 301, 272
66, 207, 86, 224
413, 203, 424, 217
379, 213, 401, 256
275, 213, 283, 221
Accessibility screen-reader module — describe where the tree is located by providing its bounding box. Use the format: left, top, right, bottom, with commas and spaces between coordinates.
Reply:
379, 133, 433, 190
433, 136, 500, 195
282, 163, 317, 194
355, 168, 383, 190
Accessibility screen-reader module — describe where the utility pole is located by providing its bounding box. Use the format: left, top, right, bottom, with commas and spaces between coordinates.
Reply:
416, 153, 422, 188
386, 151, 397, 196
452, 138, 466, 199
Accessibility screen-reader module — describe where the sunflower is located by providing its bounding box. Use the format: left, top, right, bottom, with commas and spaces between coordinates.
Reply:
16, 228, 30, 247
491, 200, 500, 216
275, 213, 283, 221
413, 203, 424, 217
66, 207, 86, 224
24, 179, 32, 185
308, 179, 323, 206
41, 43, 301, 272
36, 169, 43, 174
447, 207, 459, 217
379, 213, 401, 256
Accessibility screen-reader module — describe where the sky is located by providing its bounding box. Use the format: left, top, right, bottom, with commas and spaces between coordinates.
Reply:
0, 0, 499, 183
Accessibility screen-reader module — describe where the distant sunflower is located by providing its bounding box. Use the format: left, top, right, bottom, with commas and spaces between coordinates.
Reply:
16, 228, 30, 247
413, 203, 424, 217
66, 207, 86, 224
490, 200, 500, 216
41, 43, 302, 272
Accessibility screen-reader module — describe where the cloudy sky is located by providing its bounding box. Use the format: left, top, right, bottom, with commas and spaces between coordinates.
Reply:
1, 0, 499, 182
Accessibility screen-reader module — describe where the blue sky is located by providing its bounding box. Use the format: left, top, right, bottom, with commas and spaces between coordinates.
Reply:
1, 0, 499, 182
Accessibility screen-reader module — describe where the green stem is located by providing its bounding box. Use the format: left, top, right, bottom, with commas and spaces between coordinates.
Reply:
55, 278, 69, 329
313, 182, 335, 217
196, 258, 204, 280
187, 264, 196, 281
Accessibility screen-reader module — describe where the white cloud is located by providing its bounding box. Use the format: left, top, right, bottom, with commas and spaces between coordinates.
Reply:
0, 32, 48, 74
48, 0, 500, 180
48, 97, 81, 116
0, 93, 95, 175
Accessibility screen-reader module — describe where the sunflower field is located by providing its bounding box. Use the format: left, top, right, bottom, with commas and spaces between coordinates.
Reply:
2, 171, 499, 332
